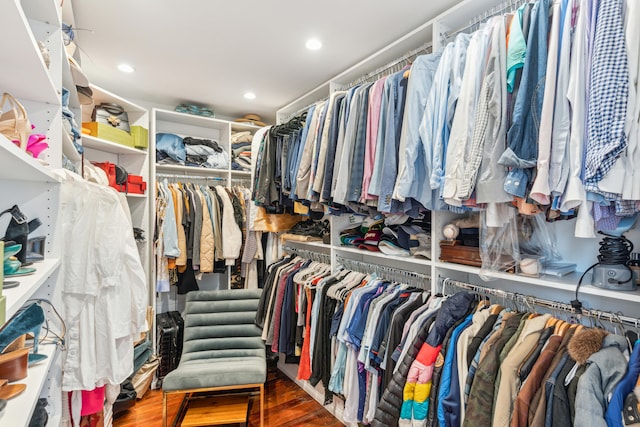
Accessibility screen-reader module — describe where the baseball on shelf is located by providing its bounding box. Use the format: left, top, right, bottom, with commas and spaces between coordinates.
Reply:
443, 224, 460, 240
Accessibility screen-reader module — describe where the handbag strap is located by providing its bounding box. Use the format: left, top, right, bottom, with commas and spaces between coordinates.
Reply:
98, 102, 125, 115
0, 93, 27, 121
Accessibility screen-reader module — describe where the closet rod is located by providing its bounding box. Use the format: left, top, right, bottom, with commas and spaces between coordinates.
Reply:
441, 0, 527, 42
281, 96, 330, 125
335, 255, 431, 282
282, 245, 331, 264
346, 42, 433, 89
156, 172, 227, 182
439, 276, 640, 329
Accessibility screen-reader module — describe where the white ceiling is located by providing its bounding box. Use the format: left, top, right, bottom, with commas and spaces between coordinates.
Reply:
72, 0, 458, 123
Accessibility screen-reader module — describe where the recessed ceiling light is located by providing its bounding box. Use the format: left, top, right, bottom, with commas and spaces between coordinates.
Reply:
117, 63, 135, 73
305, 38, 322, 50
244, 92, 256, 100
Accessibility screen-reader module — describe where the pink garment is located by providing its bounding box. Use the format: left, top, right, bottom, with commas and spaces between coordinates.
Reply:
360, 77, 388, 202
80, 386, 105, 416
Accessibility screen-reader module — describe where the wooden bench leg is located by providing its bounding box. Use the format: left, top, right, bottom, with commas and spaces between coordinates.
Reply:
163, 392, 167, 427
260, 383, 264, 427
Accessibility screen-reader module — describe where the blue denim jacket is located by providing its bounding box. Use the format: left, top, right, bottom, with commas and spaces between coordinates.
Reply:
500, 0, 551, 198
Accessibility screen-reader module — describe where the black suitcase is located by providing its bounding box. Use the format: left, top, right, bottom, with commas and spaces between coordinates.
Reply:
156, 312, 179, 379
167, 311, 184, 366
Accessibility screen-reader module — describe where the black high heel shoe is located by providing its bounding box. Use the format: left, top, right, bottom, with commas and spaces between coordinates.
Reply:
0, 205, 41, 265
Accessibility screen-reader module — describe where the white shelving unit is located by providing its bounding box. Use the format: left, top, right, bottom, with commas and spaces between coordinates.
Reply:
79, 84, 152, 293
82, 135, 148, 155
4, 258, 62, 320
151, 108, 260, 315
1, 343, 61, 427
272, 0, 640, 423
0, 0, 64, 424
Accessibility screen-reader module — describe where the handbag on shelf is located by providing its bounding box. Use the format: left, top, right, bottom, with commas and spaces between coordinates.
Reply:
0, 93, 31, 150
91, 103, 130, 133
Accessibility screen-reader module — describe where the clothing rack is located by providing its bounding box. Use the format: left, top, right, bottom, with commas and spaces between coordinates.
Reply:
346, 42, 433, 89
282, 244, 331, 264
281, 95, 330, 125
441, 0, 528, 43
335, 255, 430, 288
439, 276, 640, 330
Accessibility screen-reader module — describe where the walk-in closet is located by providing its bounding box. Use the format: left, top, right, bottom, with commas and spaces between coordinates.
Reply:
1, 0, 639, 426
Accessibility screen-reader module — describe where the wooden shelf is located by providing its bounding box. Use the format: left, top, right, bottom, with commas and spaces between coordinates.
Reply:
125, 193, 147, 199
2, 343, 60, 427
4, 258, 61, 322
82, 135, 147, 155
231, 170, 252, 176
0, 136, 59, 183
0, 0, 59, 105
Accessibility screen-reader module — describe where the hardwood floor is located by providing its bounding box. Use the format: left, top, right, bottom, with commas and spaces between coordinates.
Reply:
114, 368, 342, 427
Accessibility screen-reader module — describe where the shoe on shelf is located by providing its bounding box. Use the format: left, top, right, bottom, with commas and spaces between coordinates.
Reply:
0, 379, 26, 399
0, 348, 29, 382
1, 205, 42, 266
0, 303, 47, 365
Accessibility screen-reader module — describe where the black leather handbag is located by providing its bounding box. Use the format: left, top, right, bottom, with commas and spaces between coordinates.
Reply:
92, 102, 130, 133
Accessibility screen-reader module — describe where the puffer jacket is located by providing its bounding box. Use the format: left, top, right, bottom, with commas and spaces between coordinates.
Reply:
198, 188, 214, 273
400, 292, 475, 427
574, 333, 628, 427
372, 292, 475, 427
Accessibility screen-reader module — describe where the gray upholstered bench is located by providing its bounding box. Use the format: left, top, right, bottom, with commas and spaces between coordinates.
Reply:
162, 289, 266, 427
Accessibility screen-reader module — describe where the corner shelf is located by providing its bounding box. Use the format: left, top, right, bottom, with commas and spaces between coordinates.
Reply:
2, 343, 60, 427
0, 0, 59, 105
82, 135, 147, 155
0, 136, 59, 183
4, 257, 62, 324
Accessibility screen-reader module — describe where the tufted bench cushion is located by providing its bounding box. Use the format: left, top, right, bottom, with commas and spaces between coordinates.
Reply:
162, 289, 266, 392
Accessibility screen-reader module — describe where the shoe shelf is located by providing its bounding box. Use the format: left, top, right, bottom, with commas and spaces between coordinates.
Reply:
4, 258, 62, 322
0, 0, 59, 106
82, 135, 147, 156
0, 136, 60, 183
3, 342, 60, 427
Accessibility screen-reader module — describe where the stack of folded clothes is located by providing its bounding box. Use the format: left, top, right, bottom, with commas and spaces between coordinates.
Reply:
184, 136, 229, 169
231, 131, 252, 171
339, 214, 431, 258
156, 133, 229, 169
